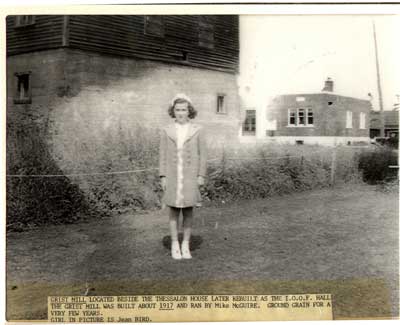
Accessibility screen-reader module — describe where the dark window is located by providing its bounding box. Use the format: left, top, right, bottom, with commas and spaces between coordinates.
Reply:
298, 108, 305, 125
198, 16, 214, 49
217, 94, 226, 114
307, 108, 314, 125
14, 15, 35, 28
289, 109, 296, 125
288, 108, 313, 126
144, 16, 164, 37
243, 110, 256, 134
14, 72, 32, 104
182, 51, 189, 61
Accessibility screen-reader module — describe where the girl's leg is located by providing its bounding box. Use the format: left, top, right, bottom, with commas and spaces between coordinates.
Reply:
169, 207, 182, 259
181, 207, 194, 259
182, 207, 193, 242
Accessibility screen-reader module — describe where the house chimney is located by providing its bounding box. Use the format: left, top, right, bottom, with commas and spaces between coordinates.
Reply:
322, 77, 334, 92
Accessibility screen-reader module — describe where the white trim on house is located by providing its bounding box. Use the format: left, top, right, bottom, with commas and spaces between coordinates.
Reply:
359, 112, 366, 129
346, 111, 353, 129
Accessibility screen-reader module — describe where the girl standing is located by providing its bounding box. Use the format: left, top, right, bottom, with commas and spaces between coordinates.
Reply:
159, 94, 207, 259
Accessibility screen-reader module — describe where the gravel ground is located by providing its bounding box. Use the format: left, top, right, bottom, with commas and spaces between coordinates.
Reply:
6, 183, 399, 321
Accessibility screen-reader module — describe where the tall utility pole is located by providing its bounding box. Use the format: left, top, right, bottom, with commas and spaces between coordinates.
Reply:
373, 20, 385, 137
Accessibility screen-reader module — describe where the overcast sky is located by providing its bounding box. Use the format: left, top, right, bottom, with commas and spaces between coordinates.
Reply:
238, 15, 400, 111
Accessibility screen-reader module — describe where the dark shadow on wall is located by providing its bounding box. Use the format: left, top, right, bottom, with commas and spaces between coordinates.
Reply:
6, 113, 107, 232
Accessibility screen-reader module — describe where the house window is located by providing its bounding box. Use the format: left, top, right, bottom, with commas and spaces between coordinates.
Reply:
243, 110, 256, 134
14, 15, 35, 28
298, 108, 305, 125
198, 16, 214, 49
217, 94, 226, 114
14, 72, 32, 104
288, 108, 313, 126
307, 108, 314, 125
144, 16, 164, 37
346, 110, 353, 128
288, 109, 296, 125
359, 112, 366, 129
181, 51, 189, 61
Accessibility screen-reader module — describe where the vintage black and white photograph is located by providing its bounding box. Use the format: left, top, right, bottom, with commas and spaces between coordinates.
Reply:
4, 4, 399, 322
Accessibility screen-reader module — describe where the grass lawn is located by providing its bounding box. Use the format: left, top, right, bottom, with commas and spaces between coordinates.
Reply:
6, 183, 399, 321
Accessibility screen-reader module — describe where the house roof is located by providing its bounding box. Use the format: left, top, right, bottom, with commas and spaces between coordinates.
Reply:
272, 92, 371, 103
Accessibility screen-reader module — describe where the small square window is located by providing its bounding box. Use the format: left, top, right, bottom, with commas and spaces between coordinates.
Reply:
144, 16, 164, 37
217, 94, 226, 114
14, 15, 35, 28
14, 72, 32, 104
181, 51, 189, 62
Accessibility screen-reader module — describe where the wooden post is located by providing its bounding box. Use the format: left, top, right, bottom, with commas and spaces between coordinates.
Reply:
330, 147, 337, 186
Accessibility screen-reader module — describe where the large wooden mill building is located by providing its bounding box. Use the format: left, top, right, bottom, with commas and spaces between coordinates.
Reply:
7, 15, 240, 171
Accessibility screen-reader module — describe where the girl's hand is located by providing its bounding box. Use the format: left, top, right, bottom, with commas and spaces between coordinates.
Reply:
197, 176, 205, 186
161, 177, 167, 191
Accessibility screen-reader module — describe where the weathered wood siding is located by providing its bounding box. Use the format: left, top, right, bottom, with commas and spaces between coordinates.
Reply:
68, 15, 238, 73
7, 15, 239, 73
6, 15, 64, 55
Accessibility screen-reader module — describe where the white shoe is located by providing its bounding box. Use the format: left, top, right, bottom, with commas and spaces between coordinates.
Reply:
181, 241, 192, 259
171, 241, 182, 260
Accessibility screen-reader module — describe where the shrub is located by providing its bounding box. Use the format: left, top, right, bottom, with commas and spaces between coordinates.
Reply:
8, 120, 371, 230
358, 146, 398, 184
203, 143, 350, 203
6, 119, 96, 231
59, 124, 162, 214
